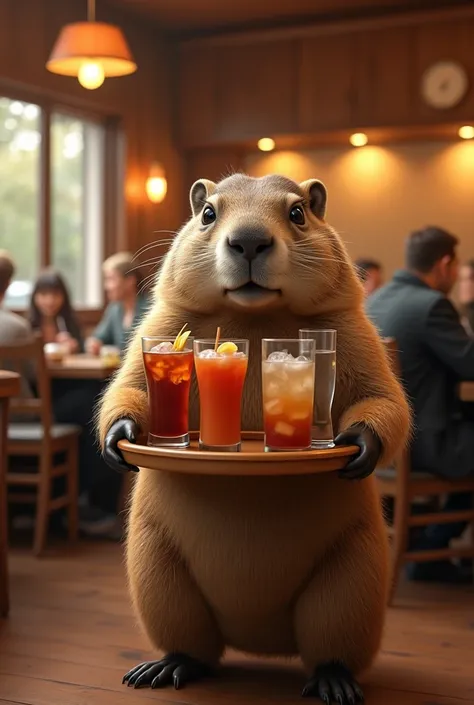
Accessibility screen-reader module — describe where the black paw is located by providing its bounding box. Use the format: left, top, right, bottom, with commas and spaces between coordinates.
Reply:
335, 423, 382, 480
122, 653, 211, 690
302, 662, 364, 703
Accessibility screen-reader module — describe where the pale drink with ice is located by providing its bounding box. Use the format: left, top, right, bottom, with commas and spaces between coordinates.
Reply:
262, 339, 315, 451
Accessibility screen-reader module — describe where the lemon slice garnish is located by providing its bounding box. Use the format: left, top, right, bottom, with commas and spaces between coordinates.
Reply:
174, 330, 191, 351
217, 341, 238, 354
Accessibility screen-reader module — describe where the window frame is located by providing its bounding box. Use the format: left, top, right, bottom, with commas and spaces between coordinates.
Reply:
0, 81, 122, 312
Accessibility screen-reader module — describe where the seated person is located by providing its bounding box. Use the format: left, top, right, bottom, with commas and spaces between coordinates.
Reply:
458, 259, 474, 336
86, 252, 148, 355
354, 258, 383, 296
0, 250, 32, 346
367, 226, 474, 583
28, 269, 83, 353
0, 251, 33, 397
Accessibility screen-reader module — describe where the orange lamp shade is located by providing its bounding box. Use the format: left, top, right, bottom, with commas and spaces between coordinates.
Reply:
46, 22, 137, 77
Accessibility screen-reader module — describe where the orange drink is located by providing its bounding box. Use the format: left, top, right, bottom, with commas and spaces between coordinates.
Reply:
142, 333, 194, 447
194, 339, 249, 451
262, 339, 315, 451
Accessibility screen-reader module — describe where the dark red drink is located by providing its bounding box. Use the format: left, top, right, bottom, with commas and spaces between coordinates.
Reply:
143, 348, 194, 446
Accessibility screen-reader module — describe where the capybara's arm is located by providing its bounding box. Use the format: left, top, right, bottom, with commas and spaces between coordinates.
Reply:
337, 318, 411, 467
97, 305, 175, 448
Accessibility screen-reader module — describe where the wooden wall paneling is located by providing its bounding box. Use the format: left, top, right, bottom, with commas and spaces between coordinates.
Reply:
414, 19, 474, 123
354, 26, 417, 127
298, 33, 357, 132
215, 40, 299, 141
177, 46, 218, 148
185, 147, 247, 189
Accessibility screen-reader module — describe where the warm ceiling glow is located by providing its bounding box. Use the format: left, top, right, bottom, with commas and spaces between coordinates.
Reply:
78, 61, 105, 89
146, 164, 167, 204
46, 0, 136, 90
258, 138, 275, 152
350, 133, 368, 147
458, 125, 474, 140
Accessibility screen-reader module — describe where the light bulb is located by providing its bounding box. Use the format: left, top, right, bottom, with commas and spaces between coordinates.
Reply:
258, 137, 275, 152
146, 175, 167, 203
458, 125, 474, 140
350, 132, 368, 147
78, 61, 105, 90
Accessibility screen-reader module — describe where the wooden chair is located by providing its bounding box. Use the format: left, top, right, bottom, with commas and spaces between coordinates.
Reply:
0, 371, 20, 617
377, 338, 474, 603
0, 337, 80, 556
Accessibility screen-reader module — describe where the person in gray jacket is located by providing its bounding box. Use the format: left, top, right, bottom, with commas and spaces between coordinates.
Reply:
367, 226, 474, 583
0, 251, 32, 347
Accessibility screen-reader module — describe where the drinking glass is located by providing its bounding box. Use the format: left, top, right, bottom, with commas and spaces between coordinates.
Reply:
194, 339, 249, 451
261, 339, 315, 452
299, 329, 337, 449
142, 336, 194, 447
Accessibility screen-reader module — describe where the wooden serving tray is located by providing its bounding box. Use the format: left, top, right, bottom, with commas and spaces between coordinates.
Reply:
118, 432, 358, 476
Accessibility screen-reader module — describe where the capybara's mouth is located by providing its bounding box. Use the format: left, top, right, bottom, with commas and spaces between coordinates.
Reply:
225, 282, 281, 309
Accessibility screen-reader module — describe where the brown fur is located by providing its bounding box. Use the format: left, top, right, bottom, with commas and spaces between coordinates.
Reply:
98, 174, 410, 677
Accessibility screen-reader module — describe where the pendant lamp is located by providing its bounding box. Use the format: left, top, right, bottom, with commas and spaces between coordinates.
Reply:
46, 0, 137, 90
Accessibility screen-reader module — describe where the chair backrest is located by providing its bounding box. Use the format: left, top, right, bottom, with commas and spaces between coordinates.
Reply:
0, 334, 53, 433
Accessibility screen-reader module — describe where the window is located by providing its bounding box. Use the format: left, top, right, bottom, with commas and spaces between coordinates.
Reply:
0, 95, 114, 309
0, 98, 40, 307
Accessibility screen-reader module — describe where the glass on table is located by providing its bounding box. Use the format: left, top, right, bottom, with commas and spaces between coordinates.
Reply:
142, 336, 194, 448
261, 338, 315, 452
299, 329, 337, 449
194, 339, 249, 451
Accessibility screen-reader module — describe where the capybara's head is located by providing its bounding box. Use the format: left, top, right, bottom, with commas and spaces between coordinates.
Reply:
156, 174, 361, 316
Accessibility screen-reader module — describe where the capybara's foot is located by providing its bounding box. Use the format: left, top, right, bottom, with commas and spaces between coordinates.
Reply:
122, 653, 212, 689
302, 662, 364, 703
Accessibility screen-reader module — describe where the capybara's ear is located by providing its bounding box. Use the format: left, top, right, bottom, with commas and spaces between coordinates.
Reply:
299, 179, 327, 220
190, 179, 217, 216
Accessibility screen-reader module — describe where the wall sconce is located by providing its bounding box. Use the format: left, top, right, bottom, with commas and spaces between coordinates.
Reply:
146, 163, 167, 204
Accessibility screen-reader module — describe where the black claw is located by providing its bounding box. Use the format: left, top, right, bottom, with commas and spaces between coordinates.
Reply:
122, 653, 211, 690
302, 662, 363, 704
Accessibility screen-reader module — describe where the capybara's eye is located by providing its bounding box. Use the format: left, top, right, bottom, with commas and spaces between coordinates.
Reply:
289, 205, 305, 226
202, 206, 216, 225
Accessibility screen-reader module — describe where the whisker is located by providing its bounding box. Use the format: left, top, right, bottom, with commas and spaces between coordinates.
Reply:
133, 238, 175, 260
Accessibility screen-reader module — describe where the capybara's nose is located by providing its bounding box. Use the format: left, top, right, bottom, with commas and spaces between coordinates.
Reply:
227, 227, 274, 262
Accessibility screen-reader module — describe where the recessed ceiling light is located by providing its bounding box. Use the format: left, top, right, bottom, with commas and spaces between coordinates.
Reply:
458, 125, 474, 139
258, 137, 275, 152
349, 132, 368, 147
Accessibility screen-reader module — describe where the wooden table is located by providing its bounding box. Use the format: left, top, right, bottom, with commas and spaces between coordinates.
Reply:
459, 381, 474, 402
0, 370, 20, 617
47, 354, 119, 380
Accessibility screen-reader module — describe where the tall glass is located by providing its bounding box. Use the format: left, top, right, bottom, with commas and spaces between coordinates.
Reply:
194, 339, 249, 451
299, 329, 337, 449
261, 339, 315, 452
142, 337, 194, 447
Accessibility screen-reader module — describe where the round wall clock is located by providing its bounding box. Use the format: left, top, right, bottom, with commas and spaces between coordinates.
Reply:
421, 60, 468, 109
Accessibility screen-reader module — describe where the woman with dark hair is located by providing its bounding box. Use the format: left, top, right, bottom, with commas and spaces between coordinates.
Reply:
28, 269, 83, 352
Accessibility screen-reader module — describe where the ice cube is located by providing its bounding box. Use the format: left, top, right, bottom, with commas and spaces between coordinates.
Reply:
151, 341, 174, 353
267, 351, 289, 362
290, 410, 310, 421
265, 381, 280, 398
264, 399, 284, 416
264, 362, 289, 383
232, 351, 246, 358
295, 355, 309, 362
199, 349, 219, 358
275, 421, 295, 436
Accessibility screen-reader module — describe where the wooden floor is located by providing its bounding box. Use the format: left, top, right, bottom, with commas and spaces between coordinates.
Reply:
1, 541, 473, 705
